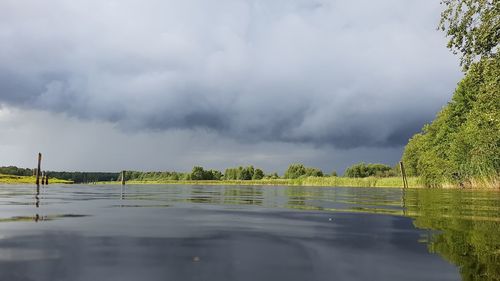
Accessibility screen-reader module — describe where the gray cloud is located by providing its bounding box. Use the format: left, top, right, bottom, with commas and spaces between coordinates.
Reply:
0, 108, 405, 174
0, 0, 461, 149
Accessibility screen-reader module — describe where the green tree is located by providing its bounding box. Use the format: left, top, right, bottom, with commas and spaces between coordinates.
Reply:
224, 165, 265, 180
402, 55, 499, 186
305, 167, 324, 177
240, 166, 254, 180
209, 170, 223, 180
284, 164, 307, 179
252, 168, 265, 180
401, 0, 499, 187
439, 0, 499, 69
191, 166, 205, 180
265, 172, 280, 179
344, 163, 393, 178
284, 164, 324, 179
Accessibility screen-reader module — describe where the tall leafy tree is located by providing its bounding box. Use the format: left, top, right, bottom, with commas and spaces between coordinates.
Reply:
402, 0, 499, 187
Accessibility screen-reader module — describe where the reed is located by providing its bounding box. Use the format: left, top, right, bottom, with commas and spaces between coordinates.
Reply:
99, 176, 423, 188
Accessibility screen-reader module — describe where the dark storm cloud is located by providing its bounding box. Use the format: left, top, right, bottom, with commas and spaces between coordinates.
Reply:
0, 0, 460, 148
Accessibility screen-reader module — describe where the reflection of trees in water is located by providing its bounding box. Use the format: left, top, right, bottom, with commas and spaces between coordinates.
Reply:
184, 186, 265, 206
406, 189, 500, 281
285, 187, 308, 208
284, 187, 327, 211
222, 187, 264, 206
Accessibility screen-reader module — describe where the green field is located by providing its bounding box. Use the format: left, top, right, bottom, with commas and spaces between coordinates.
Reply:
0, 174, 73, 184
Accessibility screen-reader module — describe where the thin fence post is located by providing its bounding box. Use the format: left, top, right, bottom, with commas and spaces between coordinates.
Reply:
121, 170, 126, 185
399, 161, 408, 188
36, 153, 42, 186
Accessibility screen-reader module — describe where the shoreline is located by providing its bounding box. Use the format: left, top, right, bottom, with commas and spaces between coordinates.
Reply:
2, 174, 497, 190
98, 177, 498, 190
95, 177, 420, 188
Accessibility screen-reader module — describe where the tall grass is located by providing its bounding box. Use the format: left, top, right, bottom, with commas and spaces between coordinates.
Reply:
460, 175, 500, 189
115, 176, 422, 188
118, 176, 498, 189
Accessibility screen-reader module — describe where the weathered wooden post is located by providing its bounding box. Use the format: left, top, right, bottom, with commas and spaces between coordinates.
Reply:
399, 161, 408, 188
121, 170, 126, 185
404, 167, 409, 188
36, 153, 42, 186
45, 174, 49, 185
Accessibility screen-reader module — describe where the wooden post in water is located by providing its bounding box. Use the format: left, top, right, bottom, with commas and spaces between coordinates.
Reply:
41, 171, 45, 185
399, 161, 408, 188
121, 170, 126, 185
36, 153, 42, 186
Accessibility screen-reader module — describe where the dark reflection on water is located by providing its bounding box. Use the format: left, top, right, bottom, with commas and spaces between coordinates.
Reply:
0, 184, 498, 281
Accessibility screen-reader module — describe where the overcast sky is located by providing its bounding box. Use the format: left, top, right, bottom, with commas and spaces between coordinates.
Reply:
0, 0, 461, 174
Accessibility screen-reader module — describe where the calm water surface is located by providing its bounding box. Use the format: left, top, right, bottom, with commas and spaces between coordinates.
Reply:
0, 184, 498, 281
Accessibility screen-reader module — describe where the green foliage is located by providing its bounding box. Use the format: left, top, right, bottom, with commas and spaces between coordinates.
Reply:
439, 0, 499, 70
305, 167, 324, 177
403, 1, 499, 187
402, 55, 499, 187
0, 166, 119, 183
264, 172, 280, 179
284, 163, 324, 179
190, 166, 205, 180
416, 151, 450, 187
210, 170, 224, 180
402, 134, 425, 176
344, 163, 396, 178
0, 173, 73, 184
188, 166, 223, 180
224, 166, 265, 180
252, 168, 265, 180
0, 166, 33, 176
284, 164, 306, 179
124, 170, 191, 181
450, 57, 500, 179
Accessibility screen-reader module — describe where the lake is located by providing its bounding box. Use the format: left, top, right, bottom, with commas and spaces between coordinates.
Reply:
0, 184, 498, 281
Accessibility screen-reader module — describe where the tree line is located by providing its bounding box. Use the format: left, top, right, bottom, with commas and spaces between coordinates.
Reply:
116, 163, 398, 181
1, 162, 399, 183
0, 166, 118, 183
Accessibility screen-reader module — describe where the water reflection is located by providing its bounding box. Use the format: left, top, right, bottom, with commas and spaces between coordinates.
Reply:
35, 185, 40, 221
116, 185, 499, 281
0, 184, 498, 280
406, 189, 500, 281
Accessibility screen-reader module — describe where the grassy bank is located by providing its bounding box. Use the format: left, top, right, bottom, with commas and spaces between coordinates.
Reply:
0, 174, 73, 184
105, 176, 498, 189
3, 173, 494, 189
98, 176, 422, 188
